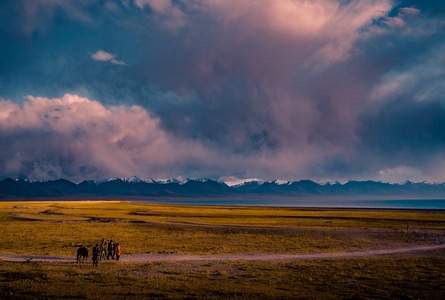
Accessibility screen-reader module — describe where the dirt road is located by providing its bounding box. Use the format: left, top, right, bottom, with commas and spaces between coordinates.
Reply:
1, 244, 444, 263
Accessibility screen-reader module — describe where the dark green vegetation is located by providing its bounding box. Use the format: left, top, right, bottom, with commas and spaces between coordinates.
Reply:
0, 201, 444, 299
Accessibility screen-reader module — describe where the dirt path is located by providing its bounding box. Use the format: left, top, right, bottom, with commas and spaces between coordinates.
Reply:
1, 244, 444, 263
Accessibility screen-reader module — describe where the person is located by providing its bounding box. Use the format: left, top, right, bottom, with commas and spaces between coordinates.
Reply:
107, 240, 114, 260
99, 239, 107, 260
116, 243, 122, 261
92, 244, 99, 266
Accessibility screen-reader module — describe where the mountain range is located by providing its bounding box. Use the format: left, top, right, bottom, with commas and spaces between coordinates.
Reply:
1, 177, 445, 200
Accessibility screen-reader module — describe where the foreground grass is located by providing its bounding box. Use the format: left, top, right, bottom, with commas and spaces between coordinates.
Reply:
1, 201, 445, 299
1, 255, 444, 299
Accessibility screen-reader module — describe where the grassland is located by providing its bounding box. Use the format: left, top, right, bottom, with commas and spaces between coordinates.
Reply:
0, 201, 445, 299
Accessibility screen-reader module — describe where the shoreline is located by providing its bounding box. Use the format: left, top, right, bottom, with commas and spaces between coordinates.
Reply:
1, 198, 445, 210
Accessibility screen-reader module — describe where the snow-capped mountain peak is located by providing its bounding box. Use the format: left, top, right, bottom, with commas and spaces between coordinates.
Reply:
122, 176, 143, 183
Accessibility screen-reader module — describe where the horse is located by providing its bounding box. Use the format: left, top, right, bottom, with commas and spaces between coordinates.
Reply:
76, 246, 89, 263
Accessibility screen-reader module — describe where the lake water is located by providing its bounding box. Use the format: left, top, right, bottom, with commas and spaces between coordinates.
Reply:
141, 198, 445, 210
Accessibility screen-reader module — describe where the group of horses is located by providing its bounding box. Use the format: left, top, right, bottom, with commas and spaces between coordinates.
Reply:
76, 242, 108, 263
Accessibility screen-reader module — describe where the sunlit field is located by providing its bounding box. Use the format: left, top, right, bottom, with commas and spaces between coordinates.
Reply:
1, 201, 445, 299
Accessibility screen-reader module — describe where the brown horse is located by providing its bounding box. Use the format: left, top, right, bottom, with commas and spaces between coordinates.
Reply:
76, 246, 89, 263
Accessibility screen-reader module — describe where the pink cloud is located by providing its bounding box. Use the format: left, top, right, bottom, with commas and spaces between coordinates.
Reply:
0, 93, 355, 182
129, 0, 396, 181
3, 1, 440, 184
0, 94, 213, 181
267, 0, 335, 36
383, 6, 421, 28
383, 16, 406, 28
399, 7, 420, 16
209, 0, 390, 57
91, 50, 126, 65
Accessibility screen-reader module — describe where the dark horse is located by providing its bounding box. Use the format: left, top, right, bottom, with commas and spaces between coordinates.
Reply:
76, 246, 89, 263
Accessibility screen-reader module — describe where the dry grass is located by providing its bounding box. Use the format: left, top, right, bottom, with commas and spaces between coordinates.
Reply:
0, 201, 444, 256
1, 201, 445, 299
1, 255, 444, 299
0, 202, 439, 254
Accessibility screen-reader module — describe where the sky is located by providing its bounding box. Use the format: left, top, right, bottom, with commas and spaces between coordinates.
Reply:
0, 0, 444, 184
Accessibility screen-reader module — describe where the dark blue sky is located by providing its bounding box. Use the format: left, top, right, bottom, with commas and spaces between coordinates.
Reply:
0, 0, 444, 184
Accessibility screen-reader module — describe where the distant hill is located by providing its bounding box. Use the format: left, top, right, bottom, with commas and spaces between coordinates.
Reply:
1, 177, 445, 200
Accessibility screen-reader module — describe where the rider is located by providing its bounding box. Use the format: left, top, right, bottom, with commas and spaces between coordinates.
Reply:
100, 239, 107, 260
116, 243, 122, 261
107, 240, 114, 260
92, 244, 99, 266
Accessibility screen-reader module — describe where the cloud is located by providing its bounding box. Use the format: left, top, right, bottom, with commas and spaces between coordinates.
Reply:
1, 1, 445, 183
219, 176, 262, 186
134, 0, 186, 28
0, 94, 213, 181
135, 0, 172, 13
0, 92, 376, 183
127, 0, 445, 183
91, 50, 127, 65
399, 7, 421, 16
133, 0, 395, 153
190, 0, 391, 70
0, 93, 334, 182
378, 166, 424, 183
382, 6, 421, 28
0, 0, 91, 35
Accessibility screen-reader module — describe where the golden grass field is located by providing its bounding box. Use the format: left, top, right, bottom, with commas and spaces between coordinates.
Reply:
0, 200, 445, 299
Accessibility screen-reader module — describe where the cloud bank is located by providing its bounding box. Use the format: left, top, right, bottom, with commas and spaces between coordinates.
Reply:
0, 94, 213, 182
0, 0, 444, 183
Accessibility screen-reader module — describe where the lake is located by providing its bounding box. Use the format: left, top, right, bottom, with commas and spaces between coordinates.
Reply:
140, 197, 445, 210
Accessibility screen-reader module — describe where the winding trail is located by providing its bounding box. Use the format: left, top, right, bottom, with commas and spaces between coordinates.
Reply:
1, 244, 444, 263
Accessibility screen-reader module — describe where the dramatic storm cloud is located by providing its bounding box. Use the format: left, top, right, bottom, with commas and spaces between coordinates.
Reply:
0, 0, 444, 183
0, 94, 206, 181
